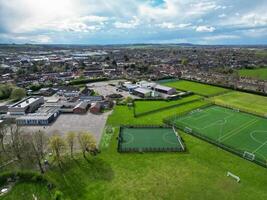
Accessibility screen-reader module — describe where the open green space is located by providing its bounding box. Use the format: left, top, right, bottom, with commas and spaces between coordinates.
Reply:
2, 98, 267, 199
238, 67, 267, 80
134, 95, 201, 116
107, 100, 209, 126
118, 127, 184, 152
172, 105, 267, 164
162, 80, 229, 96
212, 91, 267, 116
1, 182, 53, 200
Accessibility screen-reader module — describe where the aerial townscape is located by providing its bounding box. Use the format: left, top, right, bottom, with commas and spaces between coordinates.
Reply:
0, 0, 267, 200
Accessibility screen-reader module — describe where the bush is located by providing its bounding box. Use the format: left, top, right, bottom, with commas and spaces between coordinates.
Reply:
53, 190, 63, 200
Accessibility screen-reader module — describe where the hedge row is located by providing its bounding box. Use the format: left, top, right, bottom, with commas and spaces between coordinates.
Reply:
69, 77, 108, 85
134, 98, 203, 118
181, 78, 267, 97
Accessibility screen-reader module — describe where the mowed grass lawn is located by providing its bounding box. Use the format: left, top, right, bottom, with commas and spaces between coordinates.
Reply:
213, 91, 267, 116
239, 68, 267, 80
163, 80, 229, 96
43, 103, 267, 200
134, 95, 201, 116
1, 182, 53, 200
3, 100, 267, 200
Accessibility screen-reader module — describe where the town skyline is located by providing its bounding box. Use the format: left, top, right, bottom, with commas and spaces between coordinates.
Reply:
0, 0, 267, 45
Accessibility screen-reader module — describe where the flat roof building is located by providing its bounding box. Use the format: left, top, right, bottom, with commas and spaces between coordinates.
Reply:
8, 96, 44, 115
151, 85, 176, 95
133, 88, 152, 98
16, 106, 60, 125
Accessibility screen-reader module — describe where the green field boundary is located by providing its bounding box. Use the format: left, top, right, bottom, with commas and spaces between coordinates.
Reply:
117, 125, 186, 153
163, 106, 267, 168
211, 100, 267, 119
133, 98, 204, 118
163, 103, 214, 124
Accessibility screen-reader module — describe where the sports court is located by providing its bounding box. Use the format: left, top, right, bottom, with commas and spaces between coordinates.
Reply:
172, 105, 267, 164
118, 126, 185, 152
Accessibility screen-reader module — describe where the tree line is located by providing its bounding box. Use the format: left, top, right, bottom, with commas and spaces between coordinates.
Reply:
0, 122, 97, 173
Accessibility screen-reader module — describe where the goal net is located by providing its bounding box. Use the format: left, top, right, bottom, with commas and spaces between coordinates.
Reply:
184, 127, 192, 133
233, 108, 240, 112
243, 151, 255, 161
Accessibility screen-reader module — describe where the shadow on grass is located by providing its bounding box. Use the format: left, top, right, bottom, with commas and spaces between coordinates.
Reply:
46, 156, 114, 199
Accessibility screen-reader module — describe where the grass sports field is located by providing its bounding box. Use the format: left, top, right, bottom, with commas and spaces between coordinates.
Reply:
162, 80, 229, 96
118, 127, 184, 152
172, 105, 267, 164
213, 91, 267, 116
239, 68, 267, 80
134, 95, 201, 116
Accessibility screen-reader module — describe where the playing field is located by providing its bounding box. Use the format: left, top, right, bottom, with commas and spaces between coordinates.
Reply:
239, 67, 267, 80
118, 127, 184, 152
213, 91, 267, 116
162, 80, 229, 96
172, 105, 267, 165
134, 94, 201, 116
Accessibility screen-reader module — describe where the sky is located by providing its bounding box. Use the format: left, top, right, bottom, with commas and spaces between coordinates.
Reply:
0, 0, 267, 45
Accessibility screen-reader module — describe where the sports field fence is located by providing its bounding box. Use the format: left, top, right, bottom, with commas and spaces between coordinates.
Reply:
163, 111, 267, 168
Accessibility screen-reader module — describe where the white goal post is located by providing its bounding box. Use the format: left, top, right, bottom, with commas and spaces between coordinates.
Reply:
184, 127, 192, 133
227, 172, 240, 183
243, 151, 255, 161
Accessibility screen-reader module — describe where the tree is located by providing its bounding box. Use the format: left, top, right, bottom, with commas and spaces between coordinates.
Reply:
29, 131, 47, 173
10, 87, 26, 100
181, 58, 188, 66
49, 134, 65, 167
9, 124, 25, 160
66, 132, 76, 158
77, 132, 96, 159
0, 122, 7, 154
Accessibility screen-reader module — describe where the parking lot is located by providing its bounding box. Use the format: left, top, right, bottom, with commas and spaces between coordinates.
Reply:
87, 80, 137, 98
23, 111, 112, 144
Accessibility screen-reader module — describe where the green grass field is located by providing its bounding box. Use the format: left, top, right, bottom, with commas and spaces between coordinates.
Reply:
239, 68, 267, 80
213, 91, 267, 116
162, 80, 229, 96
134, 95, 201, 116
119, 127, 183, 152
1, 182, 53, 200
2, 95, 267, 200
42, 103, 267, 200
172, 105, 267, 163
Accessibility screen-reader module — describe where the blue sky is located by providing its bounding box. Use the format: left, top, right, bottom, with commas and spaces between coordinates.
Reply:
0, 0, 267, 44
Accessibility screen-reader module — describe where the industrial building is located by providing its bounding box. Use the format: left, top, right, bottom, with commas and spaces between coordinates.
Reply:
8, 96, 44, 115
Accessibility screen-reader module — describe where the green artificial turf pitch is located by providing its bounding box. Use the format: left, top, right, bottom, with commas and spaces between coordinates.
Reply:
172, 105, 267, 164
118, 127, 184, 152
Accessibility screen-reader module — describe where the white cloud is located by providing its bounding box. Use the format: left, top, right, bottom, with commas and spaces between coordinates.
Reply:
157, 22, 191, 29
218, 13, 226, 18
203, 34, 240, 41
114, 16, 140, 29
196, 25, 216, 32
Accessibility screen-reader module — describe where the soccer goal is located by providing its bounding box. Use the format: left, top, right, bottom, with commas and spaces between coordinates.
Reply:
227, 172, 240, 183
184, 127, 192, 133
233, 108, 240, 112
243, 151, 255, 161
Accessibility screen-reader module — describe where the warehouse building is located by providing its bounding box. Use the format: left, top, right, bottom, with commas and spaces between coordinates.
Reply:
8, 96, 44, 115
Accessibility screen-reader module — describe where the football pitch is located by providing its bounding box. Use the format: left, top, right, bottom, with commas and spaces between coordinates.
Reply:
118, 126, 185, 152
172, 105, 267, 165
